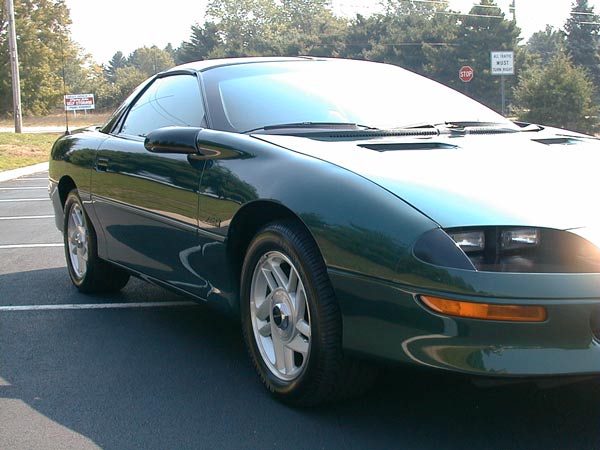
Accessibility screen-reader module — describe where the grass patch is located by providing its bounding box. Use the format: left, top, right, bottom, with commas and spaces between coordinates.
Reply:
0, 112, 111, 128
0, 133, 59, 172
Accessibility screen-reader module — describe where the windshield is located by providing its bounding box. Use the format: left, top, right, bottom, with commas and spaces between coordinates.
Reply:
202, 59, 514, 133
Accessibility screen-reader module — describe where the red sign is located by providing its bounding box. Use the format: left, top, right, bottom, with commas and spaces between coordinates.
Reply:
459, 66, 474, 83
64, 94, 95, 111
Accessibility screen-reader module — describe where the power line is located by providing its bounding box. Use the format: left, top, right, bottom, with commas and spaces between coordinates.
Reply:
570, 11, 599, 16
335, 1, 599, 25
346, 42, 459, 46
298, 43, 459, 46
384, 0, 509, 10
460, 2, 507, 9
345, 0, 505, 8
440, 11, 504, 19
336, 1, 508, 20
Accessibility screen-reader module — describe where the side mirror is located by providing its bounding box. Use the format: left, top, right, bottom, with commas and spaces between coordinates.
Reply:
144, 126, 203, 154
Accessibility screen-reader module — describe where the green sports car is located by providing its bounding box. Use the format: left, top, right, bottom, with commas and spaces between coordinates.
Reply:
49, 57, 600, 406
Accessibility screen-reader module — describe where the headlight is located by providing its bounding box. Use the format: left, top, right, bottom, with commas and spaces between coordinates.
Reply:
501, 228, 540, 250
414, 227, 600, 273
447, 230, 485, 253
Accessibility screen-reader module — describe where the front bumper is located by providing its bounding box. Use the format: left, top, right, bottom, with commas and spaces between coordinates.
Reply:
331, 269, 600, 377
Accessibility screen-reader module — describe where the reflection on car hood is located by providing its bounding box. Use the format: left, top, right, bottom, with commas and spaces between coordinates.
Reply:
257, 131, 600, 245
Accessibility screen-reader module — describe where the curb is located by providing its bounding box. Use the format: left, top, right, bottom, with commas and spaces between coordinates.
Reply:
0, 162, 49, 182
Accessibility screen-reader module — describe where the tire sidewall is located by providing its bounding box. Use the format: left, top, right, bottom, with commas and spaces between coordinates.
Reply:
63, 191, 94, 288
241, 224, 333, 402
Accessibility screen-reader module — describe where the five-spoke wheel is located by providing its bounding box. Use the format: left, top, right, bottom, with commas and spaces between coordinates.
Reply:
250, 251, 311, 381
67, 201, 89, 280
63, 190, 130, 293
241, 221, 375, 406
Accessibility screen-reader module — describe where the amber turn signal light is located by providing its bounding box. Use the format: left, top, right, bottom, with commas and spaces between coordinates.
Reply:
420, 295, 547, 322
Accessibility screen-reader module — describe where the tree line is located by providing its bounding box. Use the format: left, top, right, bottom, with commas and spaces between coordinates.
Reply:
1, 0, 598, 133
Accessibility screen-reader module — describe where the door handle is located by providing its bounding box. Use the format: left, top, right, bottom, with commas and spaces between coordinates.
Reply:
96, 157, 109, 172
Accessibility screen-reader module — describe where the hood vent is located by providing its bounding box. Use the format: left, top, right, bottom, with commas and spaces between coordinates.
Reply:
532, 137, 583, 146
359, 142, 458, 152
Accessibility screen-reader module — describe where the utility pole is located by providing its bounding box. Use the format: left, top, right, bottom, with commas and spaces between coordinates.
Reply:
509, 0, 516, 22
5, 0, 23, 133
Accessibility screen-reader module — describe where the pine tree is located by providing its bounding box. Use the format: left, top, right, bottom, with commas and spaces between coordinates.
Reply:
526, 26, 566, 66
514, 51, 598, 134
177, 22, 221, 64
564, 0, 600, 89
105, 51, 127, 82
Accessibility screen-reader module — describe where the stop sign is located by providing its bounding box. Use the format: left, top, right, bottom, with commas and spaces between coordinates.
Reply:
459, 66, 474, 83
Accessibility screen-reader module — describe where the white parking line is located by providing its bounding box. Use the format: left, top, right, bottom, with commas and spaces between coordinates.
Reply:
0, 301, 198, 311
0, 198, 50, 202
0, 187, 47, 191
0, 215, 54, 220
15, 177, 48, 181
0, 244, 62, 249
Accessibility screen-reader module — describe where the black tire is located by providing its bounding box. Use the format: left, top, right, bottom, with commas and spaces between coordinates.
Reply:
240, 220, 376, 406
63, 190, 130, 293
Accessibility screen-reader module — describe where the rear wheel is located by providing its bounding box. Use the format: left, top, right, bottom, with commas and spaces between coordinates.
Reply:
63, 190, 129, 293
241, 221, 375, 406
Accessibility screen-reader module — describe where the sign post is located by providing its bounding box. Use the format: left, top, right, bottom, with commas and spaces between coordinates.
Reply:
491, 51, 514, 116
459, 65, 474, 95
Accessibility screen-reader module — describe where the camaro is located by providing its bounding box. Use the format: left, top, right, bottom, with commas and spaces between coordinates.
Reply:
49, 57, 600, 405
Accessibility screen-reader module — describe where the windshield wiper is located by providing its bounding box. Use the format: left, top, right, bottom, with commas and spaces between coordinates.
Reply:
243, 122, 378, 134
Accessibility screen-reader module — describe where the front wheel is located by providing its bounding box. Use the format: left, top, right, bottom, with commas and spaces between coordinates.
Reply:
241, 221, 375, 406
63, 190, 130, 293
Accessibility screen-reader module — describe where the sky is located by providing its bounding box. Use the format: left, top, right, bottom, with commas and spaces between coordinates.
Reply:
65, 0, 600, 65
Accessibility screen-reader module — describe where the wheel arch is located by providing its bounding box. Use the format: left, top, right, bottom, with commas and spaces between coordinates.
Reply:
63, 188, 130, 293
227, 200, 325, 304
234, 202, 377, 405
56, 175, 109, 259
49, 175, 77, 233
57, 175, 77, 207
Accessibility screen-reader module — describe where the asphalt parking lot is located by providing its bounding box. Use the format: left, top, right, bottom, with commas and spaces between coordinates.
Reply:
1, 169, 599, 450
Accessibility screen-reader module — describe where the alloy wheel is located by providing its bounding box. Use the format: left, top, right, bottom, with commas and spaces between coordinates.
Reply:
67, 202, 88, 279
250, 251, 311, 381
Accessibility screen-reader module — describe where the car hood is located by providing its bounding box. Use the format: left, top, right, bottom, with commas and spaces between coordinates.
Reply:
257, 131, 600, 245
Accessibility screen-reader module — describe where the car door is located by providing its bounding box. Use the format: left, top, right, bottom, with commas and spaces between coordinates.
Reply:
91, 72, 210, 296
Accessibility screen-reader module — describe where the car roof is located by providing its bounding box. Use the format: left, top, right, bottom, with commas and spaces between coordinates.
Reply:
170, 56, 324, 73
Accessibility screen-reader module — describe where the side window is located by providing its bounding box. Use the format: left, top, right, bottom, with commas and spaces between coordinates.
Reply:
120, 74, 206, 137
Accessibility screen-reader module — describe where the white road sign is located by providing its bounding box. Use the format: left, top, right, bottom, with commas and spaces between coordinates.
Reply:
491, 51, 514, 75
65, 94, 95, 111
